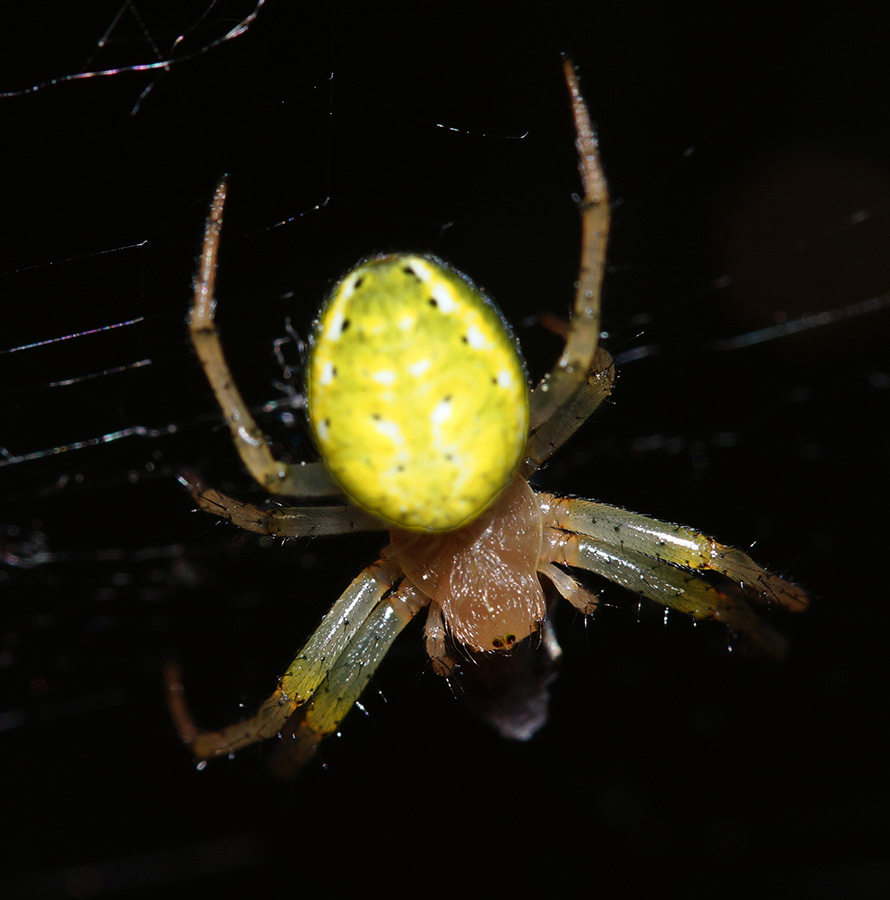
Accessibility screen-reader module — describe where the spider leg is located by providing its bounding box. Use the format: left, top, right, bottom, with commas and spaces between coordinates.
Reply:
182, 472, 386, 537
528, 58, 609, 434
423, 601, 453, 677
522, 344, 615, 474
190, 180, 341, 498
539, 494, 809, 657
270, 583, 428, 777
539, 494, 809, 613
166, 552, 405, 762
537, 560, 599, 615
542, 527, 790, 657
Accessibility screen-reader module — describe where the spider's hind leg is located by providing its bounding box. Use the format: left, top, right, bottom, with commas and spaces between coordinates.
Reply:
181, 472, 385, 538
522, 345, 615, 475
528, 60, 610, 433
189, 180, 341, 499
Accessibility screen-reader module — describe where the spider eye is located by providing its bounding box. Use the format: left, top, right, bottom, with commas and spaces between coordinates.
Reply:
308, 253, 529, 532
490, 633, 518, 651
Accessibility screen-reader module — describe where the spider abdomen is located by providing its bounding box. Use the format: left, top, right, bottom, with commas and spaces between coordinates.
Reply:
308, 254, 529, 532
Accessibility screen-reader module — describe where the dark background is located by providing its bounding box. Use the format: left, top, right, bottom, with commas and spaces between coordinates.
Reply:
2, 2, 888, 897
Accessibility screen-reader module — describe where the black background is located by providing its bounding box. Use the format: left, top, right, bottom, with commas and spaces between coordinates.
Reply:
2, 2, 889, 897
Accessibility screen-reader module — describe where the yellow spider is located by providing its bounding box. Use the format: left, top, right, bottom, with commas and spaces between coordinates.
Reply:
166, 60, 808, 776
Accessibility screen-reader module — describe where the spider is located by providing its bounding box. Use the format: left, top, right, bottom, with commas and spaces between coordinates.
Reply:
166, 60, 809, 776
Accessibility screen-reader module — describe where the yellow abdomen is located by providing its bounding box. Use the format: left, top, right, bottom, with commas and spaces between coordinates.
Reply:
308, 254, 528, 532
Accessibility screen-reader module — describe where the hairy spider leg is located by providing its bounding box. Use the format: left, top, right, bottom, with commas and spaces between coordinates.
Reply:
182, 473, 386, 538
527, 59, 610, 435
522, 345, 615, 475
540, 495, 809, 612
540, 495, 809, 658
270, 582, 428, 777
189, 181, 342, 499
167, 554, 405, 760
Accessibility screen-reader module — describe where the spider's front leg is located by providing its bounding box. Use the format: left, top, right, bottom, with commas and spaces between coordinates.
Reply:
269, 581, 428, 777
166, 552, 418, 768
540, 494, 809, 657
